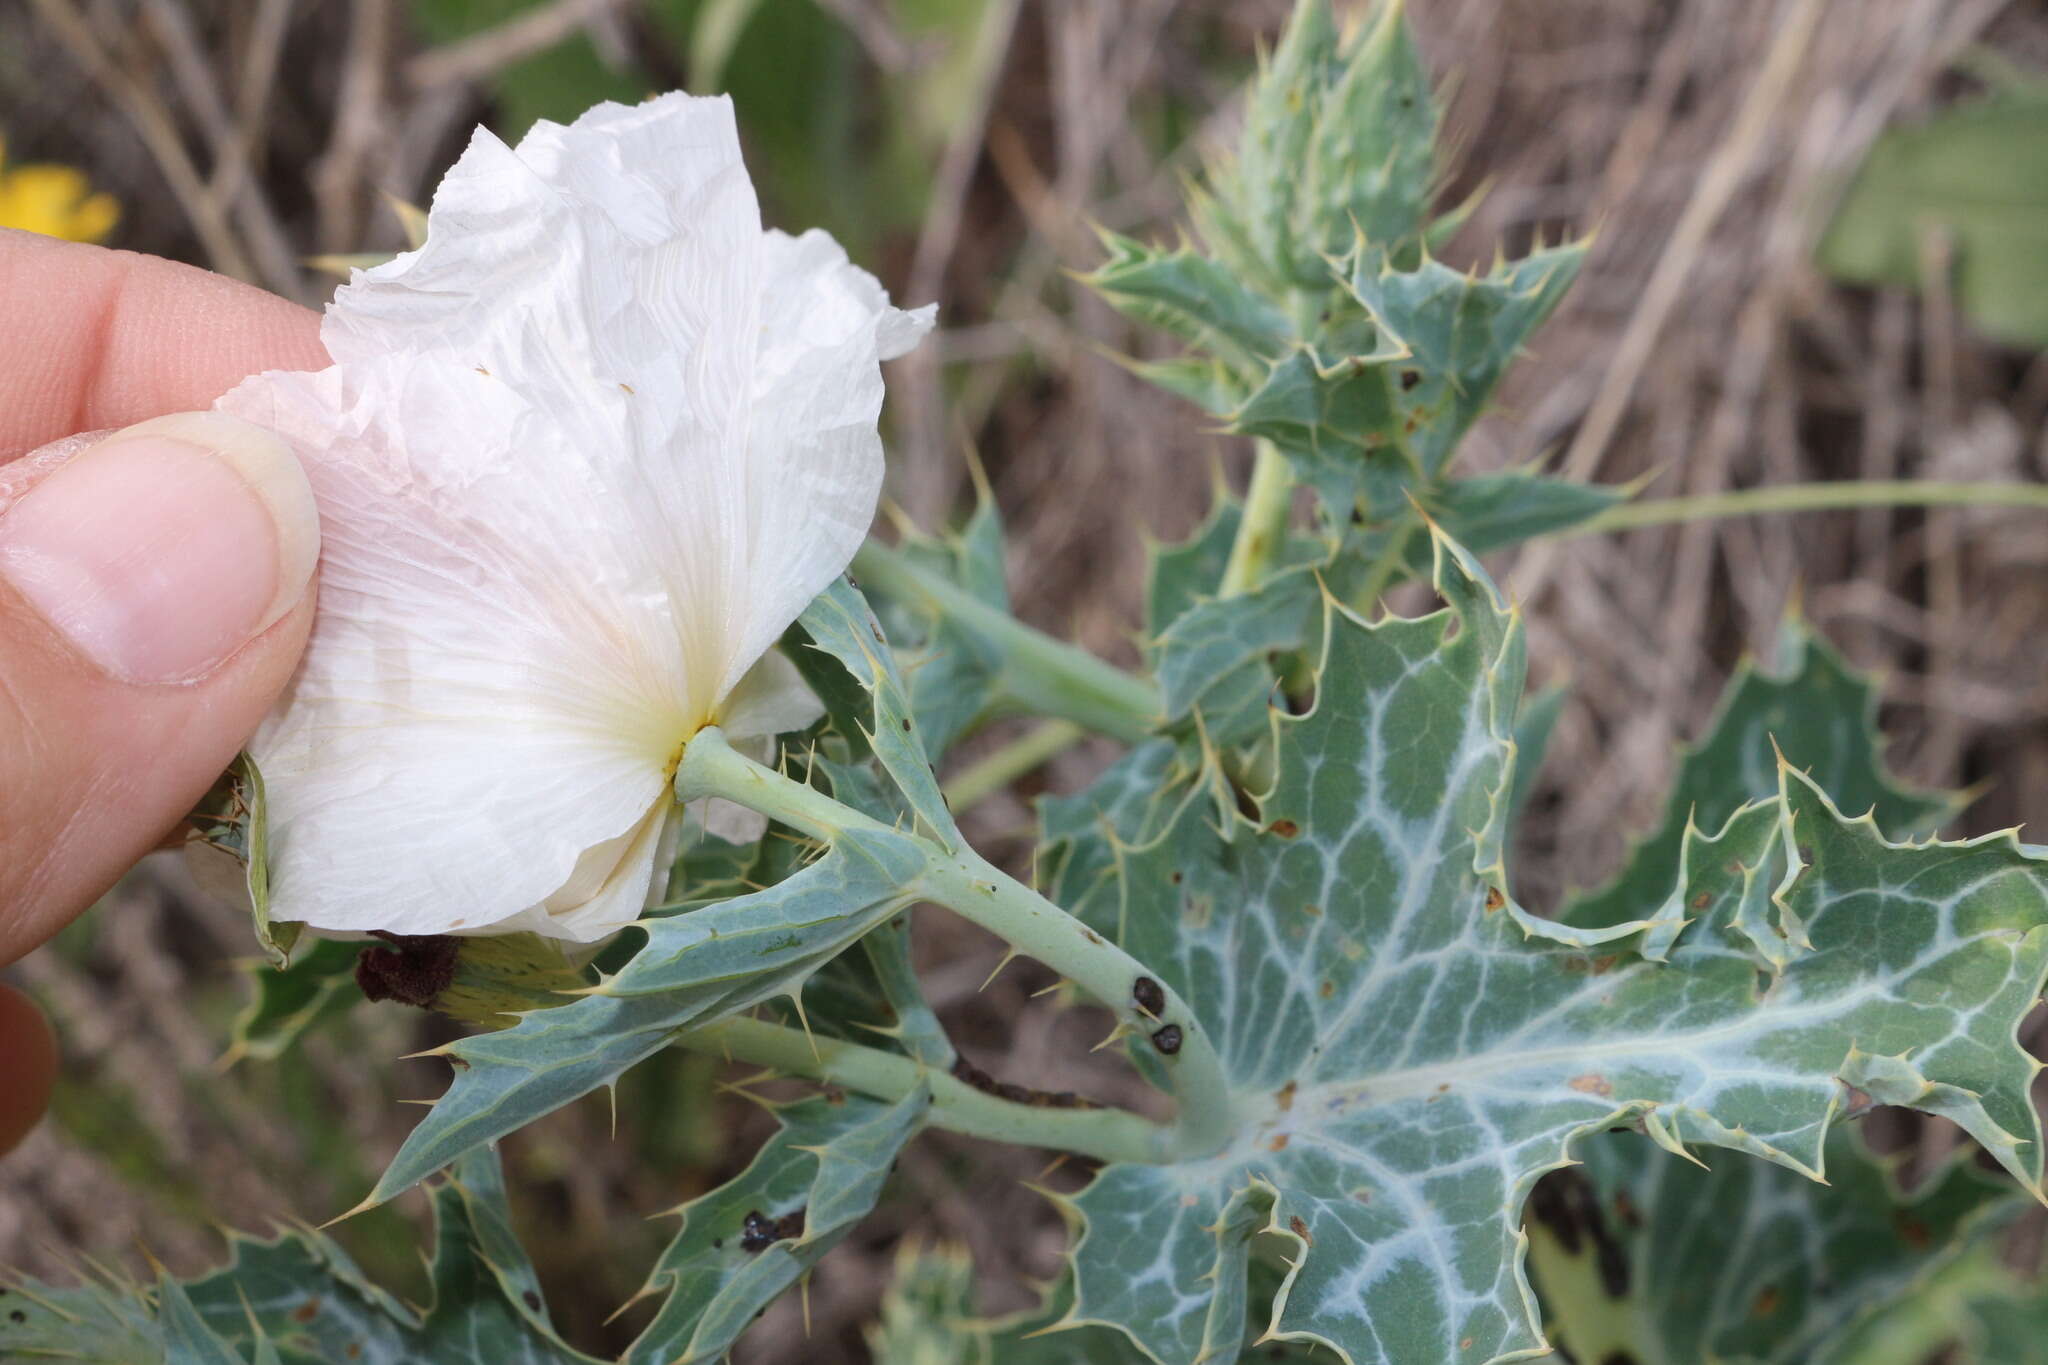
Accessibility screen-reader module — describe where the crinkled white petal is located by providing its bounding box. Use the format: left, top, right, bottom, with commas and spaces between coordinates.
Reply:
218, 93, 930, 941
220, 357, 686, 941
322, 94, 934, 703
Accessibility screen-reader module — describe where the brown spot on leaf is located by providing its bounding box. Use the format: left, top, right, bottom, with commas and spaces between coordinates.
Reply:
1692, 892, 1711, 910
1289, 1214, 1312, 1245
1268, 1134, 1290, 1152
1613, 1189, 1641, 1229
522, 1289, 541, 1311
290, 1298, 321, 1324
1268, 818, 1301, 838
1276, 1080, 1297, 1112
1569, 1074, 1613, 1097
1897, 1215, 1931, 1250
1320, 979, 1335, 998
1753, 1286, 1781, 1317
1132, 976, 1166, 1018
1151, 1024, 1183, 1055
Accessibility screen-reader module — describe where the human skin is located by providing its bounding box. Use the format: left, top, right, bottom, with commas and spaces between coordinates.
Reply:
0, 227, 326, 1153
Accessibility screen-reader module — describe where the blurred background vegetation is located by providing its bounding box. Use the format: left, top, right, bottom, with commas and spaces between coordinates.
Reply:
2, 0, 2046, 1358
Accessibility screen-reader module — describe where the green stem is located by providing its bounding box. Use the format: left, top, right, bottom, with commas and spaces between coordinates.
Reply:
850, 540, 1159, 744
676, 728, 1237, 1162
1348, 512, 1424, 614
1218, 441, 1296, 598
678, 1014, 1174, 1166
942, 719, 1086, 810
1563, 480, 2048, 537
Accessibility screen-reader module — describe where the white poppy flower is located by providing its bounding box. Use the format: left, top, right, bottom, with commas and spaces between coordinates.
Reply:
216, 94, 933, 943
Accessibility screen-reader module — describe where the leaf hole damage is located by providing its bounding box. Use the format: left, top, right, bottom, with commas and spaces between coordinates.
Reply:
1527, 1168, 1630, 1298
1483, 886, 1506, 912
740, 1206, 806, 1253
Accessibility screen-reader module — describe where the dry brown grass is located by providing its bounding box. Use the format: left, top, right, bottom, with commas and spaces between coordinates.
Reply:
3, 0, 2046, 1357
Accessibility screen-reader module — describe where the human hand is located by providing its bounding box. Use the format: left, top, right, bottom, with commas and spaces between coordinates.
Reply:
0, 228, 327, 1153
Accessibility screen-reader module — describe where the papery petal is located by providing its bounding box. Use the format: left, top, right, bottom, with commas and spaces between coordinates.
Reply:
220, 93, 931, 941
493, 795, 678, 941
322, 94, 933, 703
718, 646, 824, 742
219, 357, 688, 940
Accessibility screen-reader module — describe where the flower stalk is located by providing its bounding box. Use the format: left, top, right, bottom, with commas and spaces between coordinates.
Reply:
675, 727, 1237, 1161
677, 1014, 1176, 1165
849, 540, 1160, 744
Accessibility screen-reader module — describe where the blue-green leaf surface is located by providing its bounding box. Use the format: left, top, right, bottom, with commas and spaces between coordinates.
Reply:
1039, 530, 2048, 1365
790, 576, 961, 844
1563, 619, 1965, 941
623, 1087, 928, 1363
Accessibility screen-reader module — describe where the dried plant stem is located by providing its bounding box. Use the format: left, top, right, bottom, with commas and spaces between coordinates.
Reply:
1565, 480, 2048, 536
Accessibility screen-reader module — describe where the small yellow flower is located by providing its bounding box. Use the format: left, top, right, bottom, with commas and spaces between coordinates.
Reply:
0, 134, 118, 243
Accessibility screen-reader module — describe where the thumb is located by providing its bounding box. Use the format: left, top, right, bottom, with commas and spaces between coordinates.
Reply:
0, 411, 319, 963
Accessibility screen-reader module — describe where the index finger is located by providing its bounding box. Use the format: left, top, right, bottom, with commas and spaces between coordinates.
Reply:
0, 228, 328, 461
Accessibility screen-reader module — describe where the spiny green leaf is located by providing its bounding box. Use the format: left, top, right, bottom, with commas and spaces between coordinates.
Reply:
1525, 1124, 2013, 1364
1229, 342, 1416, 517
1039, 530, 2048, 1365
1151, 569, 1321, 745
622, 1087, 928, 1363
366, 825, 923, 1206
222, 936, 363, 1065
787, 576, 960, 844
1426, 469, 1621, 553
1817, 92, 2048, 349
868, 494, 1013, 761
158, 1275, 249, 1365
1086, 231, 1294, 366
0, 1148, 593, 1364
1563, 617, 1966, 948
1218, 0, 1437, 289
1343, 244, 1585, 478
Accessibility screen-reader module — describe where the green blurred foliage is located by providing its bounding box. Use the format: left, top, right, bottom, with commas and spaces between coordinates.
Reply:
1818, 90, 2048, 350
409, 0, 1009, 259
